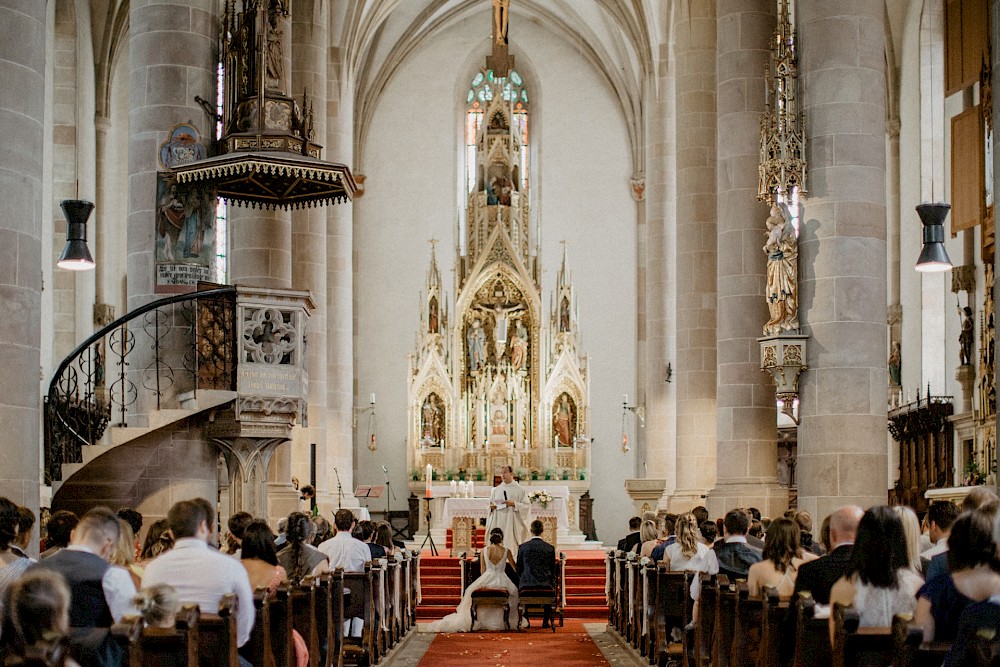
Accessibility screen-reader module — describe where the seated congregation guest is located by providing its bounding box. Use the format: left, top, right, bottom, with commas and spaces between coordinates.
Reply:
616, 516, 642, 554
921, 501, 959, 567
700, 520, 718, 545
354, 521, 385, 560
517, 520, 557, 628
142, 500, 255, 650
926, 494, 999, 584
40, 511, 77, 560
692, 506, 710, 539
136, 519, 172, 568
0, 499, 33, 605
311, 516, 332, 547
226, 511, 254, 558
649, 514, 678, 562
318, 510, 371, 639
747, 517, 816, 598
942, 507, 1000, 666
277, 513, 328, 585
638, 519, 661, 558
274, 518, 288, 548
11, 506, 35, 561
795, 511, 824, 557
115, 508, 142, 561
792, 505, 863, 605
109, 519, 142, 590
0, 570, 81, 667
714, 509, 762, 581
892, 505, 923, 575
374, 522, 397, 556
818, 515, 832, 553
660, 513, 719, 603
133, 584, 180, 628
746, 508, 765, 549
828, 506, 923, 639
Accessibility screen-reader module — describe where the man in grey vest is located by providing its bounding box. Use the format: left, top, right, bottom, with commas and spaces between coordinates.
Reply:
32, 506, 137, 666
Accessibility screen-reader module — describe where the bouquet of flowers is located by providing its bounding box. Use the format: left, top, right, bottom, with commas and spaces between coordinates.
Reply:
527, 489, 553, 508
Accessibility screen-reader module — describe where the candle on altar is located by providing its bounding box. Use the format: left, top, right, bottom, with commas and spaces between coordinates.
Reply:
425, 463, 433, 498
450, 480, 457, 496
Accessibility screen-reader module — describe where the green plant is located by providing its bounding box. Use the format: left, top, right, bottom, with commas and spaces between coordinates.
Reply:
475, 468, 484, 481
410, 469, 420, 481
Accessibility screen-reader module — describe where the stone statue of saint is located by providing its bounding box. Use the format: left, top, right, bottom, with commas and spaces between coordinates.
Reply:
493, 0, 510, 45
959, 305, 974, 366
509, 318, 528, 371
467, 318, 486, 370
763, 203, 799, 336
888, 341, 901, 387
553, 394, 573, 446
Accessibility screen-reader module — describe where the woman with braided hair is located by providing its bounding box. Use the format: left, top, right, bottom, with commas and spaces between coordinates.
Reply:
276, 512, 328, 586
0, 569, 79, 666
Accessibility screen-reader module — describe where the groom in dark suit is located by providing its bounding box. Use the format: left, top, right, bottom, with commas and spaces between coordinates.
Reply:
517, 519, 557, 627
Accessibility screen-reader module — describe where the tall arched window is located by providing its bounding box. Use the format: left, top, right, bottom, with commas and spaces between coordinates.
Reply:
466, 69, 529, 195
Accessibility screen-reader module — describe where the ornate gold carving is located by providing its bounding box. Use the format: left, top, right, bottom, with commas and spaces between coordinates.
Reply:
952, 265, 977, 294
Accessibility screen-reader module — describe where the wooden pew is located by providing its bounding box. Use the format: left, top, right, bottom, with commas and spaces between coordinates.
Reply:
966, 627, 1000, 666
757, 586, 789, 667
891, 613, 947, 667
651, 566, 690, 667
290, 579, 320, 667
793, 593, 831, 667
616, 552, 630, 635
729, 582, 762, 667
606, 551, 617, 628
713, 575, 736, 667
240, 589, 277, 667
407, 550, 421, 629
113, 604, 200, 667
341, 565, 376, 667
9, 638, 79, 667
628, 554, 641, 646
696, 573, 718, 667
326, 569, 346, 667
831, 603, 894, 667
198, 594, 239, 667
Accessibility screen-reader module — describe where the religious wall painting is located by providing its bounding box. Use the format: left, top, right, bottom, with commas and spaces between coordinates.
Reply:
552, 392, 577, 447
156, 124, 217, 293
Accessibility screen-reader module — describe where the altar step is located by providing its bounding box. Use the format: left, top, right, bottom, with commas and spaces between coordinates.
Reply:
405, 528, 603, 554
416, 553, 608, 621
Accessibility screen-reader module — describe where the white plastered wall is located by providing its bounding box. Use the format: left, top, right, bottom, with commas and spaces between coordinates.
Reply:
354, 13, 638, 541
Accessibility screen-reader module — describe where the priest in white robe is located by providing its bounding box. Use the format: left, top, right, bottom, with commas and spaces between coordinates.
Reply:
486, 465, 529, 556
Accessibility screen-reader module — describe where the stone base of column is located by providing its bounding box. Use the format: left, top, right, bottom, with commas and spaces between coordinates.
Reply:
660, 489, 711, 514
705, 481, 789, 520
624, 479, 667, 516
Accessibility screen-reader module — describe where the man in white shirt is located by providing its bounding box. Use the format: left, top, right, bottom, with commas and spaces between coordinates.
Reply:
486, 466, 529, 555
143, 499, 255, 649
921, 500, 960, 566
318, 509, 371, 637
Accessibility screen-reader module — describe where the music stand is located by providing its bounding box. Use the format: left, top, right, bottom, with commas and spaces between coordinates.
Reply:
354, 485, 383, 511
420, 496, 439, 556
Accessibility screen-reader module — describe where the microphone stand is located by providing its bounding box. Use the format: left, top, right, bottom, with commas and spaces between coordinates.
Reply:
383, 465, 403, 541
333, 467, 344, 510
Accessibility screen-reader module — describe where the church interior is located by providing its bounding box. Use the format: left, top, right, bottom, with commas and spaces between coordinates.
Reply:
2, 0, 999, 570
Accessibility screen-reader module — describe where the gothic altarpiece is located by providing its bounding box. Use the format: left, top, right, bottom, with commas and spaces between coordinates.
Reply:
405, 71, 591, 500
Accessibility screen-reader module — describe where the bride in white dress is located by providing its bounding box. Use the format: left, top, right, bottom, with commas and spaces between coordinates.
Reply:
423, 528, 521, 632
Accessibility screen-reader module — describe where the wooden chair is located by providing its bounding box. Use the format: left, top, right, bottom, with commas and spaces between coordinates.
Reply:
517, 553, 565, 632
341, 566, 376, 667
729, 582, 762, 667
695, 573, 718, 667
112, 604, 200, 667
712, 575, 737, 667
831, 603, 894, 667
890, 613, 946, 667
470, 588, 511, 631
967, 627, 1000, 666
757, 586, 789, 667
651, 566, 691, 667
792, 593, 831, 667
197, 594, 239, 667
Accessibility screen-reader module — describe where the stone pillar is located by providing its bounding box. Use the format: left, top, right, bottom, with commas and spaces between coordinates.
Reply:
327, 44, 356, 508
0, 1, 45, 519
708, 0, 787, 518
230, 208, 292, 289
993, 0, 1000, 501
128, 0, 218, 310
796, 2, 888, 519
667, 0, 718, 510
644, 39, 676, 489
290, 0, 330, 510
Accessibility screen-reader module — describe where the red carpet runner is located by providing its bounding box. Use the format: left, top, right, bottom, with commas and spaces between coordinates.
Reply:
417, 622, 610, 666
416, 551, 608, 621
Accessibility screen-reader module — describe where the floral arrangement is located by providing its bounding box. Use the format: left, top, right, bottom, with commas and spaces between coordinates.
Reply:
527, 489, 553, 508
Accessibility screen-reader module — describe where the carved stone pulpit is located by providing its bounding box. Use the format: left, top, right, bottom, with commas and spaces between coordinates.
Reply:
205, 285, 313, 518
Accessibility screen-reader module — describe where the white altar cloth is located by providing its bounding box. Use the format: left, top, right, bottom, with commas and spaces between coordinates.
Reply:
443, 496, 568, 530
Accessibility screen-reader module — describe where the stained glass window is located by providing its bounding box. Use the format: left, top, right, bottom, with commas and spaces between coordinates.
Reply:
215, 62, 227, 284
466, 69, 529, 195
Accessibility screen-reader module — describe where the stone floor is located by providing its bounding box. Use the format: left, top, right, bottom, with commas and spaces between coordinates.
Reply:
379, 622, 647, 666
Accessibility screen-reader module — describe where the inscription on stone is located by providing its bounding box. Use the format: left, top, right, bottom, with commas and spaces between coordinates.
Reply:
239, 364, 303, 396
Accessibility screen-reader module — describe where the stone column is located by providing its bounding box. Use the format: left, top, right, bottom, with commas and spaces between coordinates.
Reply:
0, 1, 45, 519
993, 0, 1000, 501
668, 0, 718, 510
229, 208, 292, 289
290, 0, 330, 511
708, 0, 787, 518
127, 0, 218, 310
796, 1, 888, 519
327, 43, 356, 508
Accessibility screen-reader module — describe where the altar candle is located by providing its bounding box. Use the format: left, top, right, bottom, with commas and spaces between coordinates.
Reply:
425, 463, 433, 498
450, 480, 458, 496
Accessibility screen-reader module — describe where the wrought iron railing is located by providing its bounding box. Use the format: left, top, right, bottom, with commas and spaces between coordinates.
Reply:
44, 287, 237, 484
